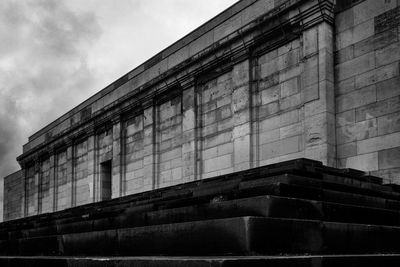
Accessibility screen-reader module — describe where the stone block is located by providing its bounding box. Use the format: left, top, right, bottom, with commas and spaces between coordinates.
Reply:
278, 48, 300, 70
260, 58, 279, 78
354, 28, 398, 58
379, 147, 400, 169
336, 110, 356, 127
258, 49, 278, 65
280, 93, 301, 110
336, 27, 354, 51
340, 152, 379, 172
304, 80, 335, 116
233, 109, 250, 125
377, 77, 400, 101
318, 23, 334, 53
203, 110, 216, 126
335, 7, 354, 33
203, 154, 232, 173
356, 96, 400, 122
337, 142, 358, 159
259, 128, 280, 145
217, 117, 233, 132
203, 147, 218, 160
336, 85, 376, 113
280, 122, 302, 139
232, 60, 249, 87
304, 113, 332, 148
189, 30, 213, 57
303, 27, 318, 57
357, 131, 400, 154
203, 131, 232, 149
234, 135, 250, 164
278, 39, 300, 56
353, 0, 397, 25
258, 101, 279, 118
304, 143, 336, 166
336, 118, 377, 145
167, 45, 189, 69
336, 77, 355, 96
376, 41, 400, 67
258, 73, 279, 89
171, 167, 182, 181
334, 45, 354, 65
260, 135, 300, 160
377, 111, 400, 135
217, 143, 233, 156
233, 123, 250, 139
335, 52, 375, 81
355, 61, 399, 89
302, 84, 319, 104
260, 85, 280, 105
232, 86, 249, 112
281, 77, 299, 98
279, 64, 302, 83
215, 105, 232, 121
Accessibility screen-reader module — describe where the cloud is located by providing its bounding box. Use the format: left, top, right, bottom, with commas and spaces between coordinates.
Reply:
0, 0, 237, 220
0, 0, 102, 195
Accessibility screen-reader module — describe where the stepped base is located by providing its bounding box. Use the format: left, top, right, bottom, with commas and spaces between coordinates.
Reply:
4, 216, 400, 256
0, 255, 400, 267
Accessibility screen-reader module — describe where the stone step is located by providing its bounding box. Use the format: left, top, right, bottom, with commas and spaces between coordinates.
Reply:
237, 182, 400, 210
0, 159, 384, 230
239, 174, 400, 201
2, 174, 400, 240
2, 171, 394, 231
0, 255, 400, 267
11, 194, 400, 239
2, 216, 400, 256
278, 183, 400, 210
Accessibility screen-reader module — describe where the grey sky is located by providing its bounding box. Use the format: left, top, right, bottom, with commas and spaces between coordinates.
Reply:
0, 0, 238, 220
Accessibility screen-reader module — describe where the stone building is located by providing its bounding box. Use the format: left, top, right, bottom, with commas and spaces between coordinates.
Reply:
3, 0, 400, 221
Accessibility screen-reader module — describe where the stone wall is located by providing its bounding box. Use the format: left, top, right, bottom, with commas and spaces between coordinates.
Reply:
3, 171, 23, 221
4, 0, 399, 220
335, 0, 400, 183
55, 150, 70, 211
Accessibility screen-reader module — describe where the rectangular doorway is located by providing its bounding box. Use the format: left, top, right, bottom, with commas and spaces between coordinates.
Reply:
100, 160, 112, 201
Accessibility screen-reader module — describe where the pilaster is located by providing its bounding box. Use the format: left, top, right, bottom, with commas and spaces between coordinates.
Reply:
182, 85, 197, 181
232, 59, 252, 171
111, 117, 122, 199
143, 102, 156, 191
302, 21, 336, 166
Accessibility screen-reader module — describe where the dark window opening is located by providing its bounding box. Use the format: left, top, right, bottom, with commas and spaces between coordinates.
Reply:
100, 160, 112, 201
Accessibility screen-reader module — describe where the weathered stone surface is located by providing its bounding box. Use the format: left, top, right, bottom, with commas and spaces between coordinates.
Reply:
4, 0, 400, 223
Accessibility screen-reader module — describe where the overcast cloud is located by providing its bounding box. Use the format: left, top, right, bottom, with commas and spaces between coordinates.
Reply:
0, 0, 237, 219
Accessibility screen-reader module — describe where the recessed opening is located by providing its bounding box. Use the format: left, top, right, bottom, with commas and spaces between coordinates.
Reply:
100, 160, 112, 201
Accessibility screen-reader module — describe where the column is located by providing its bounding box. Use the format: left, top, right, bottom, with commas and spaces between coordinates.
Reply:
302, 22, 336, 166
111, 117, 122, 199
182, 84, 197, 181
86, 132, 96, 202
143, 101, 156, 191
232, 59, 252, 171
48, 153, 56, 212
66, 143, 74, 208
34, 158, 40, 215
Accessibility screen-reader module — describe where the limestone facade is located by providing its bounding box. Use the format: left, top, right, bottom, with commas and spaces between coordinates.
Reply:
3, 0, 400, 221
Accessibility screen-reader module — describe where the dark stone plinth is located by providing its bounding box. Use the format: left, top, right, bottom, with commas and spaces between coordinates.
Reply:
0, 158, 399, 262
